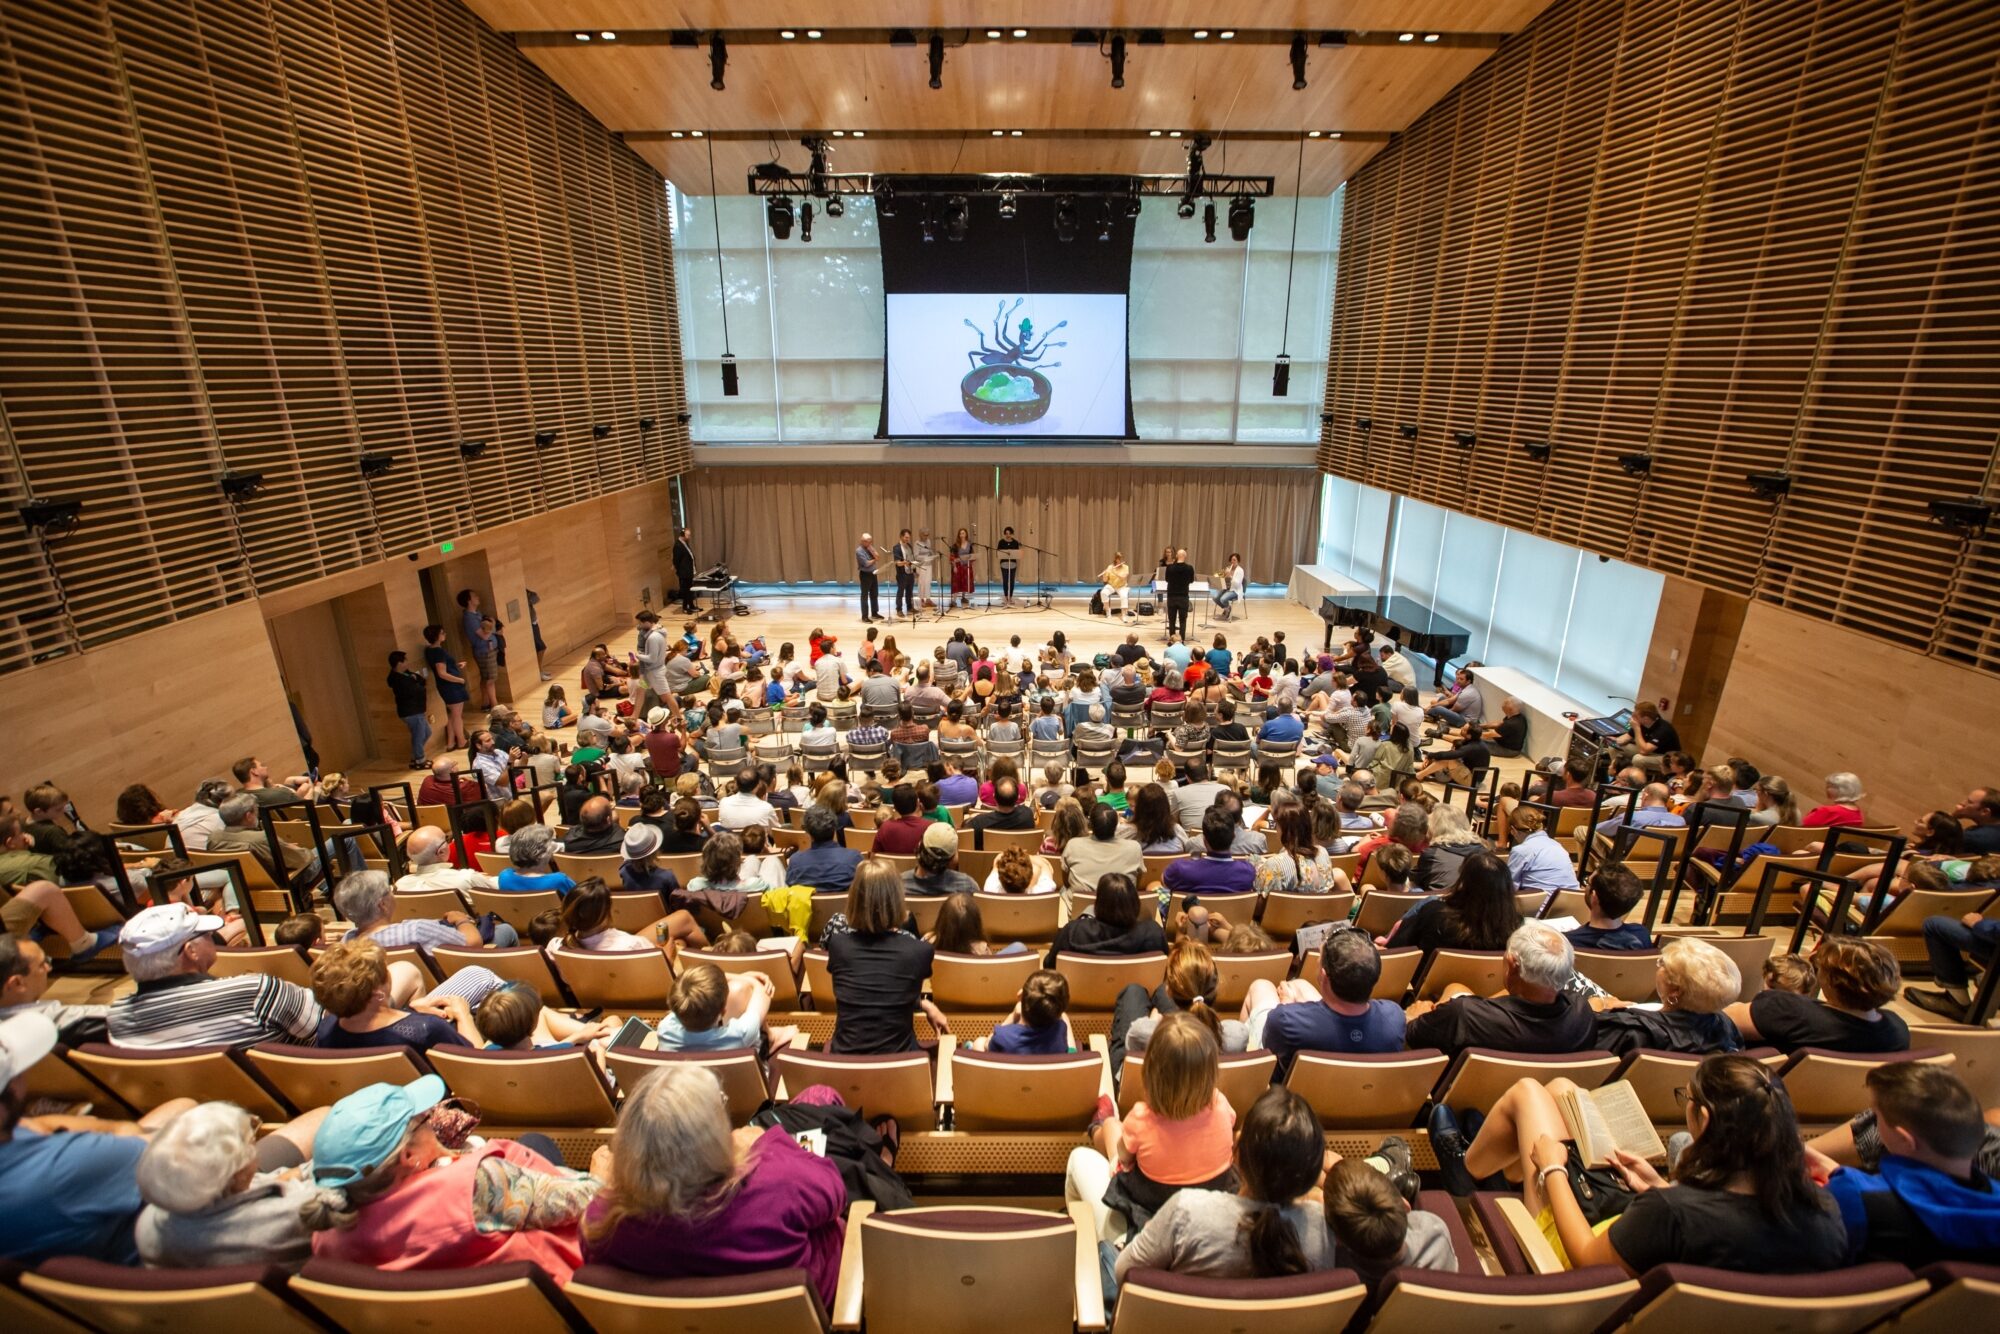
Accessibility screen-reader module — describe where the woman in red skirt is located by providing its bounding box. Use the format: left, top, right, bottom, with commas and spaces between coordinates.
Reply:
950, 527, 975, 607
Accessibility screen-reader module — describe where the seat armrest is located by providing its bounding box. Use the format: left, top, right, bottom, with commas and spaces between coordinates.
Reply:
935, 1034, 957, 1105
1088, 1033, 1110, 1057
1094, 1044, 1114, 1102
1495, 1196, 1566, 1275
1068, 1199, 1107, 1332
831, 1201, 874, 1331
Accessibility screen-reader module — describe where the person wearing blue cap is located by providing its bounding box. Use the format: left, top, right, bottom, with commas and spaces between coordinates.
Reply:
300, 1076, 605, 1283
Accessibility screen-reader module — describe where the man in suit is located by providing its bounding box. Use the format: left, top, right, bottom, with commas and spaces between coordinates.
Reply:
672, 528, 698, 613
855, 532, 883, 623
892, 528, 918, 617
1162, 547, 1196, 640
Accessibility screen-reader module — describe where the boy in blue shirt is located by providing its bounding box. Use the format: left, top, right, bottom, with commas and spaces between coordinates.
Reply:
1563, 864, 1653, 951
658, 963, 774, 1053
977, 969, 1073, 1054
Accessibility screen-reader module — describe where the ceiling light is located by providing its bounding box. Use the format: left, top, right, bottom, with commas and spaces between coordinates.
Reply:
852, 130, 865, 137
997, 192, 1018, 219
572, 32, 590, 41
919, 200, 935, 242
986, 29, 1001, 39
1219, 30, 1236, 40
1423, 33, 1440, 43
1290, 34, 1307, 89
780, 30, 796, 39
1228, 195, 1254, 241
991, 129, 1004, 136
806, 29, 822, 39
1329, 131, 1342, 139
766, 194, 793, 239
669, 130, 684, 138
799, 200, 814, 242
599, 31, 616, 41
691, 129, 704, 137
1398, 32, 1415, 42
1149, 129, 1162, 137
1109, 34, 1126, 88
1010, 129, 1022, 136
928, 34, 944, 89
831, 129, 844, 136
1202, 201, 1216, 242
1096, 199, 1115, 241
1192, 30, 1209, 40
825, 194, 844, 218
1168, 130, 1182, 137
709, 34, 727, 89
942, 194, 969, 242
1012, 28, 1028, 38
1177, 195, 1196, 219
1053, 194, 1078, 242
1307, 130, 1322, 138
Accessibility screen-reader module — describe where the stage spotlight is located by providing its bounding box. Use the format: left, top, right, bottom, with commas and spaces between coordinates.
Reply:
1273, 354, 1291, 397
534, 429, 558, 447
825, 194, 844, 218
997, 191, 1018, 220
942, 194, 969, 242
1745, 471, 1792, 500
766, 194, 793, 239
1290, 34, 1308, 89
1397, 423, 1417, 440
1122, 194, 1141, 218
1096, 198, 1115, 241
799, 200, 814, 242
1202, 201, 1216, 243
1227, 195, 1254, 240
1053, 194, 1078, 242
357, 454, 393, 480
591, 423, 612, 440
927, 35, 944, 89
1177, 195, 1196, 220
1522, 440, 1551, 461
720, 352, 739, 397
919, 200, 936, 243
457, 440, 487, 460
874, 181, 897, 217
1617, 453, 1654, 477
1109, 34, 1126, 88
1928, 497, 1993, 534
220, 471, 266, 501
708, 34, 726, 90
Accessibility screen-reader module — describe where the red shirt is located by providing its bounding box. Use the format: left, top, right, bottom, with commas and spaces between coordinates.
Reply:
870, 816, 931, 856
447, 831, 493, 869
417, 774, 474, 807
644, 729, 684, 778
1802, 803, 1865, 829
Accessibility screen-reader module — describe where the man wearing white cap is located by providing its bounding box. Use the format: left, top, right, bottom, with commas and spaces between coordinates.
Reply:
0, 1010, 202, 1264
106, 903, 323, 1051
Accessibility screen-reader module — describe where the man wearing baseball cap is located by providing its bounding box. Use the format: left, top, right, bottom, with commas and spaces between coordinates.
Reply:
905, 822, 977, 898
301, 1077, 601, 1282
107, 903, 323, 1051
0, 1011, 176, 1263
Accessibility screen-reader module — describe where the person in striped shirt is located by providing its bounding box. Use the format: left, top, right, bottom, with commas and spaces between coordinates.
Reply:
106, 904, 322, 1051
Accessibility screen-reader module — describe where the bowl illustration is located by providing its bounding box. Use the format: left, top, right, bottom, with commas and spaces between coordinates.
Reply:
960, 364, 1053, 425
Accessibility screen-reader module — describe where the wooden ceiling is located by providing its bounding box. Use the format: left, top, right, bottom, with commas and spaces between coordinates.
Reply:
462, 3, 1556, 194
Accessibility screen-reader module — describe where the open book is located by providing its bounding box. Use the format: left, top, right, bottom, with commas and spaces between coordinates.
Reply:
1556, 1081, 1666, 1167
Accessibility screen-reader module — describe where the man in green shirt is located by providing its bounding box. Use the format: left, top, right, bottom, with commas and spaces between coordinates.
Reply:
1097, 761, 1131, 813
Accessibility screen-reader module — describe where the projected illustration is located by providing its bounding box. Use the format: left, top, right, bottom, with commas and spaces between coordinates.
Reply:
961, 298, 1065, 425
886, 292, 1127, 436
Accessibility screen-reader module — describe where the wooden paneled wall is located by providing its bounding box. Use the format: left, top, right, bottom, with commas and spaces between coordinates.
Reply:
0, 0, 690, 675
1319, 0, 2000, 675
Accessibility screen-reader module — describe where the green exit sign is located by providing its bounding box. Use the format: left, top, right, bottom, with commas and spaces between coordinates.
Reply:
440, 541, 455, 554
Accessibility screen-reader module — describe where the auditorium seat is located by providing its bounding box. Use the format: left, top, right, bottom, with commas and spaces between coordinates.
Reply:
1112, 1046, 1277, 1120
430, 943, 568, 1006
1906, 1026, 2000, 1105
474, 852, 511, 875
424, 1046, 617, 1132
660, 853, 706, 881
467, 887, 563, 934
1611, 1262, 1925, 1333
928, 949, 1042, 1018
20, 1044, 133, 1118
553, 852, 624, 882
832, 1203, 1100, 1334
1257, 889, 1357, 942
1110, 1267, 1367, 1334
23, 1258, 324, 1332
1211, 949, 1292, 1008
566, 1264, 829, 1334
904, 894, 948, 937
942, 1048, 1106, 1131
1778, 1046, 1953, 1124
242, 1042, 428, 1110
1855, 888, 1996, 965
289, 1259, 580, 1334
1053, 952, 1169, 1012
69, 1043, 289, 1120
1414, 949, 1511, 1001
1354, 890, 1432, 938
1901, 1262, 2000, 1331
388, 888, 467, 922
545, 944, 673, 1011
1300, 945, 1425, 1001
772, 1048, 936, 1128
1286, 1049, 1451, 1130
207, 944, 313, 989
683, 945, 802, 1008
1571, 948, 1663, 1001
1615, 1048, 1787, 1124
184, 849, 298, 919
0, 1259, 89, 1334
1366, 1266, 1639, 1334
800, 948, 837, 1010
973, 826, 1044, 853
606, 891, 672, 935
1431, 1049, 1622, 1117
312, 942, 441, 987
809, 892, 849, 940
968, 891, 1060, 944
602, 1046, 772, 1125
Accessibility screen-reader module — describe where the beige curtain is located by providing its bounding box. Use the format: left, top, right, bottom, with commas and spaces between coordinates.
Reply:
683, 464, 1321, 588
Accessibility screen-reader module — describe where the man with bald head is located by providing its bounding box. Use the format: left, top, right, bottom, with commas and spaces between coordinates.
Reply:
416, 757, 471, 807
559, 796, 623, 855
395, 825, 497, 896
1162, 546, 1195, 640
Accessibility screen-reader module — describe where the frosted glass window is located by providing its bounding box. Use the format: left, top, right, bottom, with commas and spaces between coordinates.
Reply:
1487, 532, 1581, 683
1318, 475, 1360, 572
1388, 498, 1446, 604
1350, 486, 1392, 590
1558, 557, 1664, 706
1433, 513, 1504, 662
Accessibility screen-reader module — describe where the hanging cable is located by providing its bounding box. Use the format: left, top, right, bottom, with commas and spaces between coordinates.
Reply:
1273, 132, 1306, 395
706, 134, 738, 395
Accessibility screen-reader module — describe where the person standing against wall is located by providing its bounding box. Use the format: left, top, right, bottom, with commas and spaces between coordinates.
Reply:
387, 651, 431, 770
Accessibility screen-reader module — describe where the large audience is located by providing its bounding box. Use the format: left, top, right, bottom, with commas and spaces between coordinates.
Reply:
0, 607, 1995, 1316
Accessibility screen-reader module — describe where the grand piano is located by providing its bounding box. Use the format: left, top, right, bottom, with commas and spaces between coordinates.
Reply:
1320, 594, 1472, 686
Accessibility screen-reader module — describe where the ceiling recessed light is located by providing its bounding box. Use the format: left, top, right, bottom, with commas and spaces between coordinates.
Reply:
1148, 129, 1163, 137
600, 31, 615, 40
806, 29, 822, 39
1012, 28, 1028, 38
1398, 32, 1416, 42
691, 129, 704, 137
1423, 33, 1440, 43
852, 129, 865, 137
1219, 30, 1236, 40
986, 29, 1001, 38
1169, 130, 1183, 138
991, 129, 1004, 136
780, 29, 796, 39
572, 32, 590, 41
1307, 130, 1321, 138
669, 130, 684, 138
1329, 131, 1342, 139
831, 129, 845, 136
1192, 30, 1209, 40
1010, 129, 1023, 136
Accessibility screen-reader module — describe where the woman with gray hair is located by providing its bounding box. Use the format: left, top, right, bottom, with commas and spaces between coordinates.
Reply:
135, 1101, 327, 1268
1413, 804, 1489, 893
496, 824, 575, 896
581, 1064, 847, 1306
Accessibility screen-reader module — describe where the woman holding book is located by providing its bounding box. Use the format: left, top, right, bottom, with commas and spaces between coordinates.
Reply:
1439, 1052, 1844, 1275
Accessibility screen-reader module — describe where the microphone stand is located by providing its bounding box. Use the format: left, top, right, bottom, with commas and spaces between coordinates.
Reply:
1015, 541, 1059, 610
970, 539, 1000, 611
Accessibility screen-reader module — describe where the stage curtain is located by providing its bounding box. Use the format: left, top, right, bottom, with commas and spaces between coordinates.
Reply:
682, 465, 1321, 589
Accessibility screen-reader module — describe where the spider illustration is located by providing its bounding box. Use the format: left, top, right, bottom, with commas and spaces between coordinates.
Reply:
964, 298, 1067, 371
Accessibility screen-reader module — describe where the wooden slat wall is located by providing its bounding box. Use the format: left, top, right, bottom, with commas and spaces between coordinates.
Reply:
0, 0, 690, 674
1319, 0, 2000, 674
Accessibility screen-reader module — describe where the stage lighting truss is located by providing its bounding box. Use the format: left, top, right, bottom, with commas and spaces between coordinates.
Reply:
744, 169, 1277, 211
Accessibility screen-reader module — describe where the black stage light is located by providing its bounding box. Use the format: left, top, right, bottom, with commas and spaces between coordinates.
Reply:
18, 497, 82, 535
592, 423, 611, 440
708, 34, 726, 90
535, 429, 559, 447
766, 194, 794, 239
997, 192, 1018, 220
458, 440, 487, 460
1397, 422, 1418, 440
1122, 194, 1142, 218
1177, 195, 1197, 220
1202, 201, 1216, 243
1522, 440, 1551, 461
1356, 416, 1374, 432
357, 454, 393, 479
943, 195, 969, 242
825, 194, 844, 218
1746, 471, 1792, 499
1109, 34, 1126, 88
639, 417, 657, 430
1053, 194, 1078, 242
1272, 354, 1291, 397
220, 471, 266, 500
1452, 429, 1477, 448
720, 353, 739, 397
928, 35, 944, 89
1928, 497, 1992, 534
920, 200, 936, 243
874, 181, 897, 217
1618, 453, 1654, 477
799, 200, 815, 242
1228, 195, 1254, 240
1290, 34, 1308, 90
1096, 198, 1115, 241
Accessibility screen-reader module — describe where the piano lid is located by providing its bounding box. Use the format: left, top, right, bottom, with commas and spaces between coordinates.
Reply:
1319, 593, 1474, 643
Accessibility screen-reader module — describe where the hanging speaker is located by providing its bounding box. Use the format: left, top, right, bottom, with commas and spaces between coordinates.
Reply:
721, 353, 740, 397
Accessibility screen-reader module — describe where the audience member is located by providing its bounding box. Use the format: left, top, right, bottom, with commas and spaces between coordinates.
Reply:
1406, 923, 1593, 1060
824, 861, 945, 1053
560, 797, 624, 855
1047, 873, 1168, 965
1410, 804, 1487, 892
903, 822, 978, 897
1384, 851, 1521, 951
134, 1099, 325, 1269
1505, 807, 1580, 897
1243, 929, 1406, 1076
311, 939, 476, 1053
1726, 937, 1908, 1054
1062, 800, 1145, 912
1590, 936, 1742, 1056
1563, 865, 1651, 951
108, 904, 323, 1050
498, 825, 575, 896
